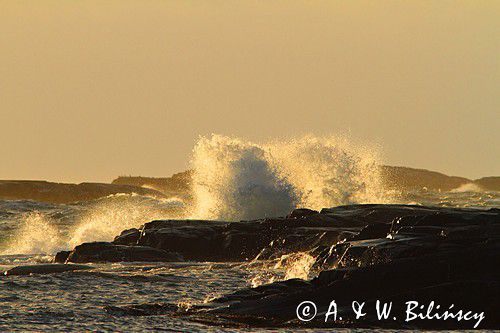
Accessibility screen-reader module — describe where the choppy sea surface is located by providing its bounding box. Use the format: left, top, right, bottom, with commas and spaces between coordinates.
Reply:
0, 189, 498, 332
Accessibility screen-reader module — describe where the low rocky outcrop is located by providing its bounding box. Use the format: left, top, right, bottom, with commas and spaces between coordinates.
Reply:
58, 205, 499, 264
55, 242, 182, 263
3, 263, 92, 276
379, 165, 470, 191
181, 206, 499, 329
114, 204, 464, 262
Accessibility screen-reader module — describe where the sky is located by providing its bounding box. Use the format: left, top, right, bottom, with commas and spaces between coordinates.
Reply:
1, 1, 498, 183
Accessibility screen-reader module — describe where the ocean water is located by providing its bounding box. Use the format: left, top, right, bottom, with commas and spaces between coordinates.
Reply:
0, 135, 498, 331
0, 189, 497, 332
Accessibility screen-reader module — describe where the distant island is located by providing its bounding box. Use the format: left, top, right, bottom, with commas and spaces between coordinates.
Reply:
0, 166, 498, 204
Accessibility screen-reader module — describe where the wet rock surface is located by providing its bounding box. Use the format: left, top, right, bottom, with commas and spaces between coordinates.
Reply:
185, 205, 499, 329
110, 204, 436, 261
56, 242, 182, 263
59, 204, 499, 329
3, 263, 93, 276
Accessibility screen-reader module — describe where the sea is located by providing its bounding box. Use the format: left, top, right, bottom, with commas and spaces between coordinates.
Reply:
0, 135, 498, 332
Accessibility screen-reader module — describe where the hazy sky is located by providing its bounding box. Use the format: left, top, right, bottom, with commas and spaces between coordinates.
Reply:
1, 1, 498, 182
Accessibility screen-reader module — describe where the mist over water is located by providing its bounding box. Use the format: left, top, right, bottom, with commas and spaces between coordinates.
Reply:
191, 134, 387, 220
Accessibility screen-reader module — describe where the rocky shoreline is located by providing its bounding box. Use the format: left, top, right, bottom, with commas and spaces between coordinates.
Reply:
50, 204, 500, 329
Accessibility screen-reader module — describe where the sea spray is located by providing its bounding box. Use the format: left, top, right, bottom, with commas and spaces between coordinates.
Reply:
1, 212, 65, 255
248, 252, 317, 287
69, 194, 185, 248
191, 134, 388, 221
190, 135, 298, 221
450, 183, 483, 193
268, 135, 386, 208
2, 194, 185, 255
278, 252, 316, 280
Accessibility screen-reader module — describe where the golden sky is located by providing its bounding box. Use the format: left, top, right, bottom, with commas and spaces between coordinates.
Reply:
1, 1, 498, 182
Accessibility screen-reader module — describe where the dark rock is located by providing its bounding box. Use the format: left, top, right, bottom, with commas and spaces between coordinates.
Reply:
64, 204, 499, 265
113, 228, 141, 245
53, 250, 71, 263
137, 220, 226, 261
351, 222, 392, 240
286, 208, 319, 219
3, 264, 92, 276
157, 205, 499, 330
65, 242, 182, 263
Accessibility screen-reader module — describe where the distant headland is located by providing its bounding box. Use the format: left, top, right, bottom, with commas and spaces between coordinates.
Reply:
0, 166, 498, 204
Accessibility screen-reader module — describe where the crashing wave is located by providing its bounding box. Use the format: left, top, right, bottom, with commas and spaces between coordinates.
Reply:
191, 134, 388, 221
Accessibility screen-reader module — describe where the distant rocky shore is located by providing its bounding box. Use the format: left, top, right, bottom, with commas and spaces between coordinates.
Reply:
1, 166, 498, 204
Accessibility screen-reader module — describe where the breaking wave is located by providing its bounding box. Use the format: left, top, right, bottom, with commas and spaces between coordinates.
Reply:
1, 212, 64, 255
191, 134, 388, 221
2, 133, 390, 254
1, 194, 186, 255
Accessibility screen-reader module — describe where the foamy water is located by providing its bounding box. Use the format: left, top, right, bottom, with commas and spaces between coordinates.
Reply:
0, 134, 498, 331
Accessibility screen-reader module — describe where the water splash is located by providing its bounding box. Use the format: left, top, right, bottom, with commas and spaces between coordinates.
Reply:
268, 135, 386, 209
191, 134, 388, 221
278, 252, 316, 280
69, 194, 185, 248
248, 252, 317, 287
2, 194, 186, 255
1, 212, 65, 255
190, 135, 297, 221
